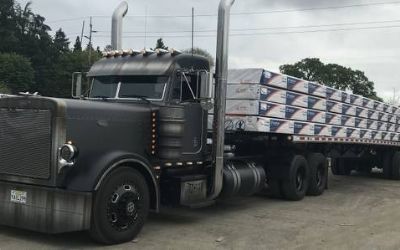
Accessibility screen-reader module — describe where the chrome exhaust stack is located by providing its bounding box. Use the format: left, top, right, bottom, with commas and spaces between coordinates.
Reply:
111, 1, 128, 50
209, 0, 235, 200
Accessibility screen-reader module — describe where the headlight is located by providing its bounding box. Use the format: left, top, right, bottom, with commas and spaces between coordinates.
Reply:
58, 143, 78, 171
60, 144, 77, 161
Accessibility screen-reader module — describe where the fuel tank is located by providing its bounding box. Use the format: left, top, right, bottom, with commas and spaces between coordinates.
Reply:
220, 160, 266, 198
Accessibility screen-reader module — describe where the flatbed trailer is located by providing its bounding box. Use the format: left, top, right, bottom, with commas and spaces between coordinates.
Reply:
0, 0, 399, 245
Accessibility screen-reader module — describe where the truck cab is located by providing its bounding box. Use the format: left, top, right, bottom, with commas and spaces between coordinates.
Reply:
0, 0, 246, 245
86, 50, 212, 165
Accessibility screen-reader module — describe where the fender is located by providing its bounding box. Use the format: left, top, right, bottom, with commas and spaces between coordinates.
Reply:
63, 151, 159, 211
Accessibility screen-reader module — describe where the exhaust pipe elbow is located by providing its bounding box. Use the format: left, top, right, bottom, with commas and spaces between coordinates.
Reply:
111, 1, 128, 50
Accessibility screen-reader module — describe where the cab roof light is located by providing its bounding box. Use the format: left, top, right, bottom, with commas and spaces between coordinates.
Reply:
130, 49, 141, 56
141, 49, 155, 56
169, 48, 182, 56
108, 51, 116, 57
114, 50, 123, 57
155, 48, 169, 55
122, 49, 133, 56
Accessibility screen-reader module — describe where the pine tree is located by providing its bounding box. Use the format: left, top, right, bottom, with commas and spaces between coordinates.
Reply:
54, 28, 70, 53
73, 36, 82, 52
155, 38, 168, 50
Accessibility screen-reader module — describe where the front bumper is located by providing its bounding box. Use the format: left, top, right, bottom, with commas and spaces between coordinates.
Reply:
0, 181, 92, 233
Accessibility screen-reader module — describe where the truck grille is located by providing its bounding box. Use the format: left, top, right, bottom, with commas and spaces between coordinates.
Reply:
0, 109, 52, 179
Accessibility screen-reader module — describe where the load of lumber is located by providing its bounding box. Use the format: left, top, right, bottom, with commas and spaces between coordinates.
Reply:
209, 68, 400, 142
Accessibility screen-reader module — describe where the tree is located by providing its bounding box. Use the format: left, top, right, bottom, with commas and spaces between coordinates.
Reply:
54, 28, 70, 53
183, 47, 215, 67
73, 36, 82, 52
0, 53, 34, 94
104, 45, 113, 52
154, 38, 168, 50
280, 58, 382, 101
0, 0, 18, 52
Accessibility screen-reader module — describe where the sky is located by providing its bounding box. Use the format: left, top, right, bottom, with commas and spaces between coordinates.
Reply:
18, 0, 400, 100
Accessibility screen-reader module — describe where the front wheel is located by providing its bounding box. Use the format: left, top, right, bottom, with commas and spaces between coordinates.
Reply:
90, 167, 150, 244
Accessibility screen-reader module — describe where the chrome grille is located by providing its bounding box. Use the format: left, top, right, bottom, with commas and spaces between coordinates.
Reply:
0, 109, 52, 179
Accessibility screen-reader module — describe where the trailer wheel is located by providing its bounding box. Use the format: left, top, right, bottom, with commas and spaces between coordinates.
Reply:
90, 167, 150, 244
331, 159, 340, 175
331, 158, 351, 176
307, 153, 327, 196
281, 155, 309, 201
382, 151, 393, 179
391, 152, 400, 180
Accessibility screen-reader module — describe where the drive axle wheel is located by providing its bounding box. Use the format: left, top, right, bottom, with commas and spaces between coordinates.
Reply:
90, 167, 150, 244
307, 153, 328, 196
391, 151, 400, 180
281, 155, 309, 201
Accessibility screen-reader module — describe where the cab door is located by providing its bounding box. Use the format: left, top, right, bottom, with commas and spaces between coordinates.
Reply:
170, 71, 207, 156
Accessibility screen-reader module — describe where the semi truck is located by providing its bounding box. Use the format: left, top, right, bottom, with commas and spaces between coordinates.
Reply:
0, 0, 399, 245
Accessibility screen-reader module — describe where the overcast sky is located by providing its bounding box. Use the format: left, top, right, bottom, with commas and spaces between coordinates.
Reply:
19, 0, 400, 100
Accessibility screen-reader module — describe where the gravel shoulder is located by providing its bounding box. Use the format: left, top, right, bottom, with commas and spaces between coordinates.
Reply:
1, 171, 400, 250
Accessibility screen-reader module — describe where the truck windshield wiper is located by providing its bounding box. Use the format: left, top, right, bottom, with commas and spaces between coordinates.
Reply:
91, 95, 112, 101
119, 95, 151, 103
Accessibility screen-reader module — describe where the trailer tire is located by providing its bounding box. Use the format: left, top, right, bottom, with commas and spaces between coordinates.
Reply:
90, 167, 150, 244
331, 158, 351, 176
307, 153, 327, 196
281, 155, 309, 201
382, 151, 393, 179
331, 159, 340, 175
391, 152, 400, 180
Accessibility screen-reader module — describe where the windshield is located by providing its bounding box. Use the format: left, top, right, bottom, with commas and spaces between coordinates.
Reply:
89, 76, 168, 100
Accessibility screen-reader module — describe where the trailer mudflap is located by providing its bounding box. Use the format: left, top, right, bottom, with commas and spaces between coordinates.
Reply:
0, 181, 92, 233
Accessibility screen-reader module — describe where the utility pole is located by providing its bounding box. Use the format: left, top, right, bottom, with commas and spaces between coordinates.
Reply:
84, 17, 97, 66
80, 20, 85, 46
88, 17, 93, 66
191, 7, 194, 56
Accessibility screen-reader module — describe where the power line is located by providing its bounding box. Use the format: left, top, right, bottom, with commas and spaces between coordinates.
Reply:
47, 17, 87, 24
92, 24, 400, 38
94, 19, 400, 34
46, 0, 400, 23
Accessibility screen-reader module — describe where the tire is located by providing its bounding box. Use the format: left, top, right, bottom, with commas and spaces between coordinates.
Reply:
331, 159, 340, 175
307, 153, 328, 196
391, 152, 400, 180
90, 167, 150, 244
281, 155, 309, 201
382, 151, 393, 179
331, 158, 351, 176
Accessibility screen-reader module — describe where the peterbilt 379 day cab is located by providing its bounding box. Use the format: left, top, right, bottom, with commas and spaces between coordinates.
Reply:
1, 0, 400, 244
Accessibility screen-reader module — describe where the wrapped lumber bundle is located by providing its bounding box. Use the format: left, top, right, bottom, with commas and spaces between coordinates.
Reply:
208, 68, 400, 143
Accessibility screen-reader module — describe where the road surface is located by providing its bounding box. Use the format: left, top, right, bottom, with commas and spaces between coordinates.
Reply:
1, 171, 400, 250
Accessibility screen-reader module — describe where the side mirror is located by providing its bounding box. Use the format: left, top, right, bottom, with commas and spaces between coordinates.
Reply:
199, 71, 213, 110
71, 72, 83, 98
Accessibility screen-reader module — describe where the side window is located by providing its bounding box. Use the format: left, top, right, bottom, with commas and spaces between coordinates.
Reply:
171, 72, 201, 102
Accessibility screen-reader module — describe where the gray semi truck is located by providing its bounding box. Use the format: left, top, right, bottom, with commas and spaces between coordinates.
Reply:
0, 0, 399, 245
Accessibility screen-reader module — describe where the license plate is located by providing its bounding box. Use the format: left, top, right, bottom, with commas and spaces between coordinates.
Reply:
184, 181, 204, 195
10, 190, 27, 204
